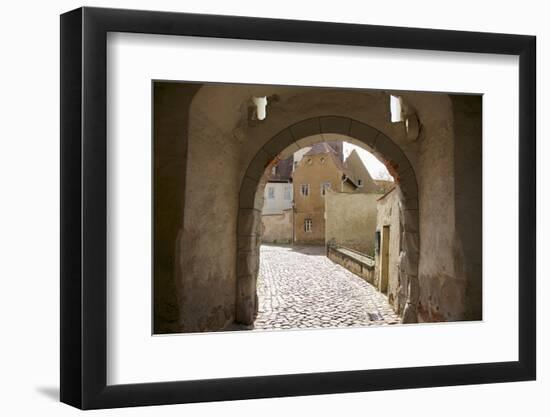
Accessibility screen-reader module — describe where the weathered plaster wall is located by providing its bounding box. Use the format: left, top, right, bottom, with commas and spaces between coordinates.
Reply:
153, 82, 201, 334
177, 85, 244, 332
261, 210, 293, 243
375, 188, 403, 313
452, 95, 483, 321
401, 92, 480, 322
325, 191, 380, 255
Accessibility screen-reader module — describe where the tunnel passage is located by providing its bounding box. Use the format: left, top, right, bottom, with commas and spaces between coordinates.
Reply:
235, 116, 420, 325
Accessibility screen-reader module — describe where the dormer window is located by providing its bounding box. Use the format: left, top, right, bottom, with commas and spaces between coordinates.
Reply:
357, 179, 363, 187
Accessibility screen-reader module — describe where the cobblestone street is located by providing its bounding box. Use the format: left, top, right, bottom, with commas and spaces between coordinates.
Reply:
254, 244, 400, 330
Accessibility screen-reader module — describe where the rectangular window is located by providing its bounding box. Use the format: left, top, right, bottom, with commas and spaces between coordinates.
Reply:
301, 184, 309, 197
284, 186, 292, 200
304, 219, 312, 233
267, 186, 275, 199
321, 181, 331, 196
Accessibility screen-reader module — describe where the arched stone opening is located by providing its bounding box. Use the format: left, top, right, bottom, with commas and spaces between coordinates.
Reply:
236, 116, 420, 325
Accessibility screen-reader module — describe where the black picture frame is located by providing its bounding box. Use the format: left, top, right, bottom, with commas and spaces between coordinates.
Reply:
60, 6, 536, 410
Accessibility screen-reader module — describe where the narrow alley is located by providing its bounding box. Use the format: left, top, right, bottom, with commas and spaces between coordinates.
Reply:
254, 245, 400, 330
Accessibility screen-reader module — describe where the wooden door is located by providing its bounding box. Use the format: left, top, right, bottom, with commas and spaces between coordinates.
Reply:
380, 225, 390, 294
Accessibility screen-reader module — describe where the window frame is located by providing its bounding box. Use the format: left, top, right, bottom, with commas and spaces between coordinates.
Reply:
300, 183, 310, 197
321, 181, 331, 196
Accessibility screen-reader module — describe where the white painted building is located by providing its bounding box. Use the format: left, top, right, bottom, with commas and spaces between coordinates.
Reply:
262, 182, 293, 215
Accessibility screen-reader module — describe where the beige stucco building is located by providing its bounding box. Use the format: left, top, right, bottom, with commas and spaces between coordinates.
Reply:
261, 142, 348, 245
292, 143, 357, 245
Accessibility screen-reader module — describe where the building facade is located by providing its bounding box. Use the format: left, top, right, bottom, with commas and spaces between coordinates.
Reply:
262, 142, 385, 246
260, 156, 294, 243
261, 141, 348, 244
374, 187, 403, 313
292, 143, 356, 245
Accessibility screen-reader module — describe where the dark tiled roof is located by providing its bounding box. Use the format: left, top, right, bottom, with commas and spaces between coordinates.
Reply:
304, 142, 337, 156
266, 141, 346, 183
303, 142, 343, 160
266, 155, 293, 182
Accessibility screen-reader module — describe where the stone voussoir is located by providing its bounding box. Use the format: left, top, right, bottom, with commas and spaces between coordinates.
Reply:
263, 129, 297, 158
239, 176, 260, 209
319, 116, 352, 135
290, 117, 321, 141
237, 208, 262, 236
244, 148, 274, 181
349, 119, 380, 147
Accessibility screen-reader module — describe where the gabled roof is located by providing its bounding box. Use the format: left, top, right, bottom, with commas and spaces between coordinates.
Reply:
304, 142, 338, 156
299, 142, 359, 187
344, 149, 379, 193
266, 155, 293, 182
267, 141, 394, 193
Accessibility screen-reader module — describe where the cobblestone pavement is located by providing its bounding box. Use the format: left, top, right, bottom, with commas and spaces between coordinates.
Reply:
254, 244, 400, 330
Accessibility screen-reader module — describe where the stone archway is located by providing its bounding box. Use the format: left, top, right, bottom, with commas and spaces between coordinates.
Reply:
235, 116, 420, 325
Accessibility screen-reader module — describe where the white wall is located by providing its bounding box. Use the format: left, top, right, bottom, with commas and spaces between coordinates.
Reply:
0, 1, 546, 417
262, 182, 293, 214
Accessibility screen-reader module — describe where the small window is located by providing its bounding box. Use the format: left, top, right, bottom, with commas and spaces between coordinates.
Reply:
267, 186, 275, 199
306, 158, 312, 165
321, 182, 331, 196
271, 166, 277, 175
301, 184, 310, 197
320, 157, 325, 164
357, 179, 363, 187
284, 186, 292, 200
304, 219, 312, 233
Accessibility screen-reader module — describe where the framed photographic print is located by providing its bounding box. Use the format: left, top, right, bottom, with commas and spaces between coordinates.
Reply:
60, 6, 536, 410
